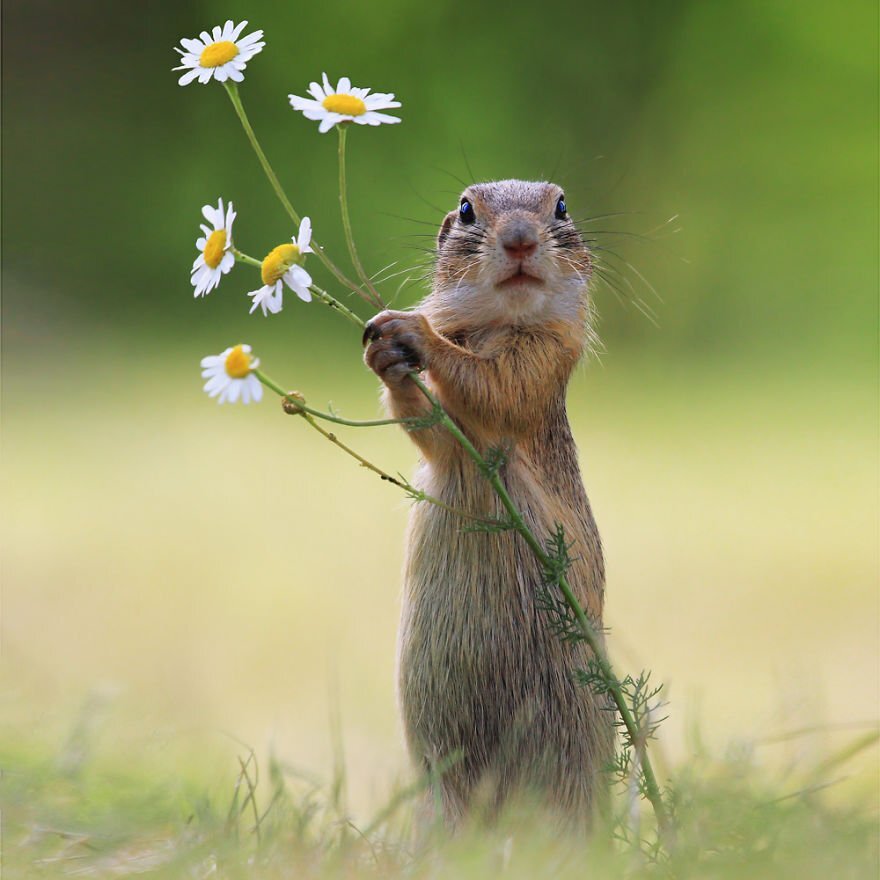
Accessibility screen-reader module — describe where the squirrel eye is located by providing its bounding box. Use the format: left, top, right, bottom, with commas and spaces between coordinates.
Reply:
459, 198, 476, 225
555, 195, 567, 220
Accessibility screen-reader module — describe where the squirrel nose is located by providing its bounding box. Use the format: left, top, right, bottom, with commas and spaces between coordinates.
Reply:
501, 222, 538, 260
504, 240, 537, 260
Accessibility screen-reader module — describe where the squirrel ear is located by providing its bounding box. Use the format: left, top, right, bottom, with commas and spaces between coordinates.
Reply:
437, 211, 456, 251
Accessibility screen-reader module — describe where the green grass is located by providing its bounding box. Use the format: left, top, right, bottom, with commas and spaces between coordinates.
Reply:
3, 723, 877, 879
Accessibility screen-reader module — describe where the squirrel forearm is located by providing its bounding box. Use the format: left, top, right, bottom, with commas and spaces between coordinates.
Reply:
421, 326, 576, 442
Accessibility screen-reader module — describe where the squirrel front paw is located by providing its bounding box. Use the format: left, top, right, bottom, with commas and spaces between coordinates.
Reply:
363, 310, 431, 386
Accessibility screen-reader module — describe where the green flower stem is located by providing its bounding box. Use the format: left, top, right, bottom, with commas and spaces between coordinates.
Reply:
232, 248, 262, 269
223, 83, 300, 224
299, 411, 410, 487
253, 369, 500, 526
254, 370, 407, 428
222, 83, 365, 303
296, 415, 498, 526
336, 125, 384, 310
309, 285, 364, 330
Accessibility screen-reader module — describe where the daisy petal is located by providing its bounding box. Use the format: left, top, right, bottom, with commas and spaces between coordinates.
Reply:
362, 111, 401, 125
297, 217, 312, 252
180, 37, 204, 53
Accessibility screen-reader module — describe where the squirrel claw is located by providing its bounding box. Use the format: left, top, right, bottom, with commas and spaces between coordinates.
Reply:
362, 320, 382, 346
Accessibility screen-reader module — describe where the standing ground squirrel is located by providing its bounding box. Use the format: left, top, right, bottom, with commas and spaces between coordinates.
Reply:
363, 180, 613, 827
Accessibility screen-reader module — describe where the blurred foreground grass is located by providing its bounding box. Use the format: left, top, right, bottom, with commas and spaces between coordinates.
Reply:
2, 335, 877, 875
2, 719, 877, 878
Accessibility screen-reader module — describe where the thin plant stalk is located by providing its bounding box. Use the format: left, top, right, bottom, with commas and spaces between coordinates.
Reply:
232, 248, 262, 268
254, 370, 407, 428
309, 284, 366, 329
254, 370, 504, 527
336, 125, 384, 309
222, 83, 368, 305
223, 83, 300, 224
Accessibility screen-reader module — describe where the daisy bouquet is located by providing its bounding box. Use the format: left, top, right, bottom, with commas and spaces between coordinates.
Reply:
175, 20, 672, 843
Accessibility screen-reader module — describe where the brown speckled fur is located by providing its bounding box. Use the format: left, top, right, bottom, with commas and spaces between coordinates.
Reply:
364, 181, 614, 829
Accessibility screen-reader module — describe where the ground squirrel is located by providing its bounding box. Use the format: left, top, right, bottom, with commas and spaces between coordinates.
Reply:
363, 180, 613, 827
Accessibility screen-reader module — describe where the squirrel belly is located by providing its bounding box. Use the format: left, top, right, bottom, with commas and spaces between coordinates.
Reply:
364, 180, 614, 826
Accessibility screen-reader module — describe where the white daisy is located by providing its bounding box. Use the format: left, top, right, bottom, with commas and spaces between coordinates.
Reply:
248, 218, 314, 316
173, 20, 265, 86
288, 74, 401, 134
191, 198, 236, 298
201, 344, 263, 404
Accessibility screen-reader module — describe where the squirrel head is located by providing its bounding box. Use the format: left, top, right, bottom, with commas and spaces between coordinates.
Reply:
430, 180, 592, 329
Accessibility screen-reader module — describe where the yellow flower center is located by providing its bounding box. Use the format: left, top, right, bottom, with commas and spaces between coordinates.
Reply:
224, 345, 252, 379
203, 229, 227, 269
261, 243, 301, 285
322, 93, 367, 117
200, 40, 239, 68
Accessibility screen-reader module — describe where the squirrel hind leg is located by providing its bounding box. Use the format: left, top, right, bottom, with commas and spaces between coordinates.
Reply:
411, 753, 470, 837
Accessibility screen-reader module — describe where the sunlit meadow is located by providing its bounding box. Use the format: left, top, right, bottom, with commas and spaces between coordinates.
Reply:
2, 1, 877, 876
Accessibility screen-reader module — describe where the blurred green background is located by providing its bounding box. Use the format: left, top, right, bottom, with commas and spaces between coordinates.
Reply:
3, 0, 877, 818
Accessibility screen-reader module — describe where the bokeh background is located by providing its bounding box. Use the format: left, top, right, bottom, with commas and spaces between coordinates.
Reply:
3, 0, 877, 817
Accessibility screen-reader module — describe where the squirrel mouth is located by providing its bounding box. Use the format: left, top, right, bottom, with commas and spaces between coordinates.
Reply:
498, 268, 543, 288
